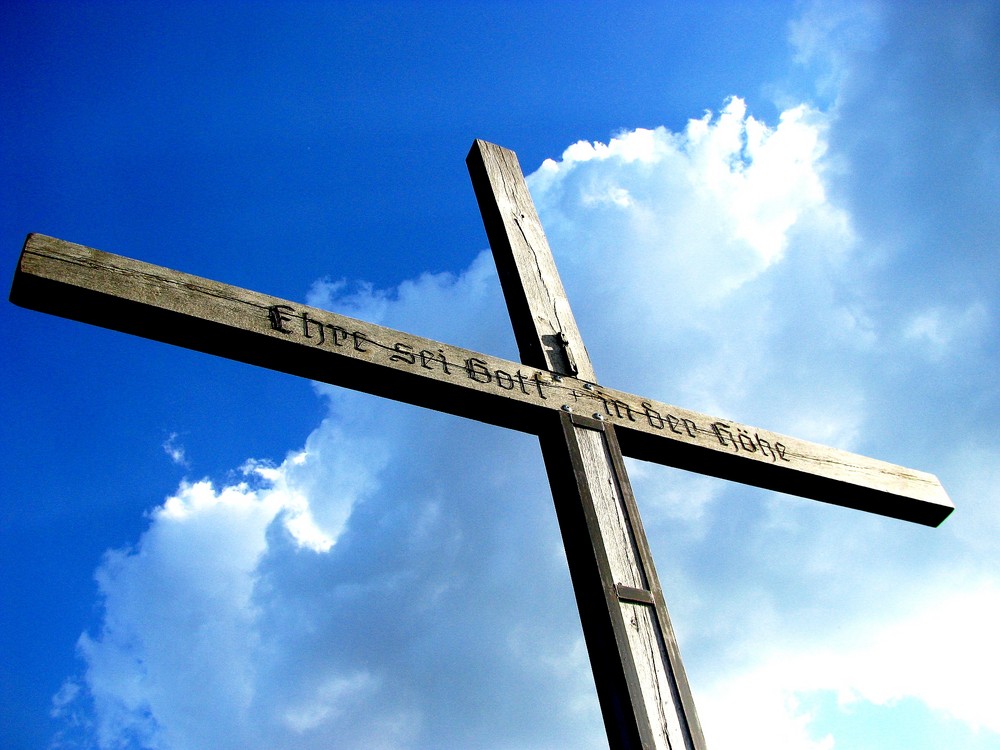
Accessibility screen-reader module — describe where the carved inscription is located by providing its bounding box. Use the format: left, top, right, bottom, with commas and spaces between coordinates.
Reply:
12, 233, 959, 525
266, 303, 792, 466
465, 357, 548, 399
268, 304, 554, 399
710, 421, 789, 463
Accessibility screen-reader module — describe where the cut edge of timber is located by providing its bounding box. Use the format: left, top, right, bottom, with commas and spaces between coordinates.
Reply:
10, 233, 955, 528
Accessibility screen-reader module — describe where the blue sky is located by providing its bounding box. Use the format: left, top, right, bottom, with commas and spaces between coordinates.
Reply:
2, 1, 998, 748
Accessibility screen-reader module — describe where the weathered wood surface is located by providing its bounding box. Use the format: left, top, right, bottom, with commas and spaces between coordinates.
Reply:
570, 418, 701, 750
469, 138, 704, 749
467, 139, 595, 381
10, 232, 953, 527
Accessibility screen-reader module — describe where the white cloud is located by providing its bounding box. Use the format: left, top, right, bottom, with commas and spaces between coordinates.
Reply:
56, 4, 1000, 745
528, 96, 861, 454
531, 97, 838, 318
60, 95, 857, 748
70, 433, 391, 748
162, 432, 189, 468
700, 579, 1000, 749
281, 671, 378, 732
903, 302, 989, 361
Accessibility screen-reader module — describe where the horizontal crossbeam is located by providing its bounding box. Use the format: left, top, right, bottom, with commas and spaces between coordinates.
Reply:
11, 233, 953, 527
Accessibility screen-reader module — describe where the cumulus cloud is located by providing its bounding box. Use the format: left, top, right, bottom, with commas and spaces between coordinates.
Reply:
55, 4, 1000, 746
531, 97, 839, 324
58, 96, 846, 749
699, 579, 1000, 748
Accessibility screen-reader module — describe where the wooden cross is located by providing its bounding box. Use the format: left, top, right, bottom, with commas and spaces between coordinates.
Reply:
10, 140, 953, 750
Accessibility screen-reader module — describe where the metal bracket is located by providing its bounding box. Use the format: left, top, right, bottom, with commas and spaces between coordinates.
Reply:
558, 331, 580, 376
615, 583, 655, 605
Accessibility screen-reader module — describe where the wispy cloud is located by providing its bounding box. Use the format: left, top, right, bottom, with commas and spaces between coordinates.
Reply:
161, 433, 190, 468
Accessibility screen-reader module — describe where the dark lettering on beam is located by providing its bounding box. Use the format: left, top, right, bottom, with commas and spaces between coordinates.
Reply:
10, 139, 954, 750
271, 304, 795, 465
10, 235, 952, 528
265, 307, 791, 464
275, 301, 783, 460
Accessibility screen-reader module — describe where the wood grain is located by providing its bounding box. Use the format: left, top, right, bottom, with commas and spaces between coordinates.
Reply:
11, 232, 953, 527
467, 139, 596, 382
10, 139, 956, 750
622, 601, 689, 750
576, 422, 694, 750
468, 138, 703, 750
575, 425, 646, 589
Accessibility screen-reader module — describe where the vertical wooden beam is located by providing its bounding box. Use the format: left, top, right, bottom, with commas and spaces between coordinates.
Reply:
466, 140, 595, 382
468, 140, 707, 750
